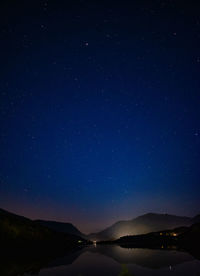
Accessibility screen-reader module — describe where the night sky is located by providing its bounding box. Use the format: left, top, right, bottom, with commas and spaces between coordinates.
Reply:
0, 1, 200, 233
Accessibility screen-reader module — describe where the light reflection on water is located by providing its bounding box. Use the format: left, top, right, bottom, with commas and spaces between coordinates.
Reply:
5, 246, 200, 276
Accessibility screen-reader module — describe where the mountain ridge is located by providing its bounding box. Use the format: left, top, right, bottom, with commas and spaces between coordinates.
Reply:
1, 207, 199, 242
0, 208, 86, 250
88, 212, 200, 241
36, 219, 86, 238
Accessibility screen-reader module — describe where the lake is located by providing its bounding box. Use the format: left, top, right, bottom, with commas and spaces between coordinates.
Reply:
3, 245, 200, 276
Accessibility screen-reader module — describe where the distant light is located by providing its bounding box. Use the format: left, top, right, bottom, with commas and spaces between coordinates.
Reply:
93, 240, 97, 247
78, 240, 82, 243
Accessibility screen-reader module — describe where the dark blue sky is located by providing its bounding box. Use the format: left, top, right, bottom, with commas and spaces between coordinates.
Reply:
0, 1, 200, 232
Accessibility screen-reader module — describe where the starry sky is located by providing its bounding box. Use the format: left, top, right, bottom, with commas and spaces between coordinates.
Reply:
0, 1, 200, 233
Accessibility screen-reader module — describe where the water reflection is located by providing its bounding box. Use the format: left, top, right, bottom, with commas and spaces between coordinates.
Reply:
87, 246, 194, 269
1, 245, 200, 276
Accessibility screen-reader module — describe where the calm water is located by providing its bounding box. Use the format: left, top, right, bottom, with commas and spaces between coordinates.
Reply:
3, 245, 200, 276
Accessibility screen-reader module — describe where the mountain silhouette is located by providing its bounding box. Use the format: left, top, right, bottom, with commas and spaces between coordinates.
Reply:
88, 213, 200, 240
36, 219, 86, 238
1, 207, 200, 243
192, 214, 200, 224
0, 208, 86, 251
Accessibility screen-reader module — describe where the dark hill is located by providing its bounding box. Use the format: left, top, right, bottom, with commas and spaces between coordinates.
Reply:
179, 223, 200, 248
191, 214, 200, 224
113, 222, 200, 257
0, 208, 86, 251
36, 219, 86, 238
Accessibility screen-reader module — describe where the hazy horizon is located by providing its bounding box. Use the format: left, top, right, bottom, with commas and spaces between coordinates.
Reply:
1, 204, 199, 233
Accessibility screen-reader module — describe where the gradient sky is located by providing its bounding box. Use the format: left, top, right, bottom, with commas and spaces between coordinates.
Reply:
0, 1, 200, 233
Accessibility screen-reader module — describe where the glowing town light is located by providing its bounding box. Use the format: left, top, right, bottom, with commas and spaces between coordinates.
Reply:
93, 240, 97, 247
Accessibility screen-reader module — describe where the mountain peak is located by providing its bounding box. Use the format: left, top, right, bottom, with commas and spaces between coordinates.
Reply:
133, 212, 191, 221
